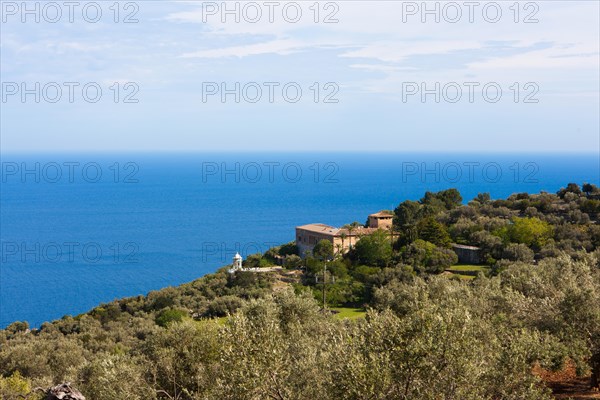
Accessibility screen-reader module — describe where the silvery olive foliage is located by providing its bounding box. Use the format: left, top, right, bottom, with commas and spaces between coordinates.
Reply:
2, 184, 600, 398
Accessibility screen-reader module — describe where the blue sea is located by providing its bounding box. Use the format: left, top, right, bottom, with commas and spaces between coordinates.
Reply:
1, 152, 598, 328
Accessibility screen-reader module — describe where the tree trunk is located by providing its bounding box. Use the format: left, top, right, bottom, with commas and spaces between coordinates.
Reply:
44, 383, 86, 400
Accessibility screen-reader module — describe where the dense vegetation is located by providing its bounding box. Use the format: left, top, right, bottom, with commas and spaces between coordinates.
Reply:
1, 183, 599, 399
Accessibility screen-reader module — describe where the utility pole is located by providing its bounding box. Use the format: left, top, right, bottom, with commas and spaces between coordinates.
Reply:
322, 263, 327, 310
315, 261, 334, 310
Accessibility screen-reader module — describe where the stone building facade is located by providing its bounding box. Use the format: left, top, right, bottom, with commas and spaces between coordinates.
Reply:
295, 212, 390, 258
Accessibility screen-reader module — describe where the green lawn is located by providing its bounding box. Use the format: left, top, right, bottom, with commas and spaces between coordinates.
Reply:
196, 309, 367, 325
455, 274, 476, 280
445, 264, 490, 281
330, 307, 367, 320
447, 265, 490, 272
195, 316, 229, 326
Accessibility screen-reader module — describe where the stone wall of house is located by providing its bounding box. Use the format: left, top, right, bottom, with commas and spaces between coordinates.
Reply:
368, 216, 393, 229
295, 229, 358, 258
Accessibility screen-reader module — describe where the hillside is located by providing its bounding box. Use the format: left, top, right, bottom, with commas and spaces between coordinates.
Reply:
1, 183, 599, 400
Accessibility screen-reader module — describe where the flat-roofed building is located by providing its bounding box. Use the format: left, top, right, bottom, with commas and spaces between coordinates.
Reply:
368, 211, 394, 229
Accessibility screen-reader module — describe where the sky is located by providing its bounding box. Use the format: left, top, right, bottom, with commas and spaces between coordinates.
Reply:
0, 0, 599, 153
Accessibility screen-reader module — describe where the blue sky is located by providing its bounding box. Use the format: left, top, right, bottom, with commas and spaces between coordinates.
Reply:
1, 0, 598, 152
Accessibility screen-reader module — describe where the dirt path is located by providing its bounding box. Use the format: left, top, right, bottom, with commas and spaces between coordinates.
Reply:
535, 362, 600, 399
549, 377, 600, 399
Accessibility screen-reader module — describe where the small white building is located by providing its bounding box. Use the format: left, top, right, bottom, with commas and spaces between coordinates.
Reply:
229, 252, 243, 273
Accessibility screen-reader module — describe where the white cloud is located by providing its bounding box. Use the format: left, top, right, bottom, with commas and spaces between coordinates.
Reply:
180, 38, 306, 58
1, 0, 598, 151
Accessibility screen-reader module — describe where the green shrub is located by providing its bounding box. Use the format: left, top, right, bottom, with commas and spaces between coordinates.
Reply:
155, 309, 188, 327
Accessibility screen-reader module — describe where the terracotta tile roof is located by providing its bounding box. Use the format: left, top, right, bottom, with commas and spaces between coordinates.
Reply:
369, 211, 394, 218
337, 226, 378, 236
296, 224, 339, 235
296, 224, 379, 237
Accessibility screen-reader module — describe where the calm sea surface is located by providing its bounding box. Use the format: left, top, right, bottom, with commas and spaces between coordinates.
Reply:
1, 152, 598, 327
